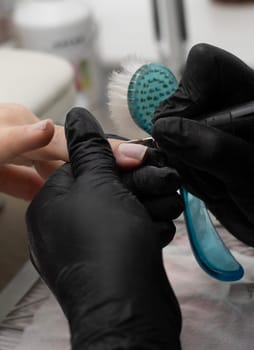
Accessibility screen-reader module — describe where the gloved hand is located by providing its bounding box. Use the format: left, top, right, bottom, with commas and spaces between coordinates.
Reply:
26, 107, 183, 350
152, 43, 254, 246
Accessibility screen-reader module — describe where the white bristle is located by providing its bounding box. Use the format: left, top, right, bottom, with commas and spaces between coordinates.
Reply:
107, 56, 151, 139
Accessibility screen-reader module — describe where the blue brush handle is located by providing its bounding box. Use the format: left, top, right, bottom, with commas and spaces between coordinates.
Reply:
181, 189, 244, 281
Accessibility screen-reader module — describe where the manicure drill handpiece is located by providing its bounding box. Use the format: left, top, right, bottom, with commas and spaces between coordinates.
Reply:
202, 100, 254, 141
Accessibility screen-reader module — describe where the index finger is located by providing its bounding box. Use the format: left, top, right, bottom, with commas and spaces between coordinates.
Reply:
24, 125, 147, 169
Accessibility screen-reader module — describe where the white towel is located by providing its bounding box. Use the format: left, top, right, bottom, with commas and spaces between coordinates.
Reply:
164, 244, 254, 350
14, 222, 254, 350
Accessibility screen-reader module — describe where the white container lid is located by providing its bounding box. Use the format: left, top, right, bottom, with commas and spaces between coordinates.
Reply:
13, 0, 98, 62
14, 0, 93, 29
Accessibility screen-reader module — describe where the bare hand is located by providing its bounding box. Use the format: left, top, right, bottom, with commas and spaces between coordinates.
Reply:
0, 104, 146, 200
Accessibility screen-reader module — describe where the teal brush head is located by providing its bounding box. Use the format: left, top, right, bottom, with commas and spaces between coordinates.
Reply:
127, 63, 178, 134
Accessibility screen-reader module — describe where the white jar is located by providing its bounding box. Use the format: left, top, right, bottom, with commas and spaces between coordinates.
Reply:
13, 0, 103, 109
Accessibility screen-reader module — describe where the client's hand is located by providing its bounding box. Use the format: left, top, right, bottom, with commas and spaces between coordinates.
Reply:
0, 103, 148, 200
26, 107, 183, 349
0, 104, 54, 200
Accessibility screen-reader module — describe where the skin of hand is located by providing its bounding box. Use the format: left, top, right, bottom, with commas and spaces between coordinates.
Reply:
0, 104, 55, 200
0, 104, 147, 200
152, 43, 254, 246
24, 125, 147, 169
0, 104, 145, 169
26, 107, 183, 349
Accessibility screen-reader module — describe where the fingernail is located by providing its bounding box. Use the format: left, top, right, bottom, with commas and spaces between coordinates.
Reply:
118, 143, 147, 160
31, 119, 49, 131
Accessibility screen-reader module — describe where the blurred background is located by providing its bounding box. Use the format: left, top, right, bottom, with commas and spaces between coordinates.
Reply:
2, 0, 254, 125
1, 0, 254, 342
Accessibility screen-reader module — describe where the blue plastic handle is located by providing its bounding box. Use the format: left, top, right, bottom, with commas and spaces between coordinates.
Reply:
181, 189, 244, 281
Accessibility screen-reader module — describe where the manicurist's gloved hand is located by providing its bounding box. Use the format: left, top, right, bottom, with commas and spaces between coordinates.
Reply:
152, 43, 254, 246
26, 107, 183, 350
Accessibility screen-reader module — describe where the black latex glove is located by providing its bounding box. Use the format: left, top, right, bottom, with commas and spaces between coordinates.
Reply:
152, 43, 254, 246
26, 107, 183, 350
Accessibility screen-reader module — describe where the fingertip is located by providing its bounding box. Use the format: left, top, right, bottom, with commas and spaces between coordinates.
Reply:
114, 142, 147, 169
152, 117, 207, 152
152, 118, 167, 141
115, 154, 143, 169
158, 221, 176, 248
64, 108, 115, 177
152, 117, 181, 139
29, 119, 55, 147
65, 107, 104, 146
30, 119, 53, 131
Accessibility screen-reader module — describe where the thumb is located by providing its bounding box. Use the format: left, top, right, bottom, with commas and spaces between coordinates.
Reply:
65, 107, 116, 177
